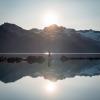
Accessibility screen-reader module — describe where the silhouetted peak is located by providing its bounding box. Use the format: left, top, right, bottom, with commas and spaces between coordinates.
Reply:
42, 24, 77, 36
43, 24, 66, 33
0, 22, 24, 31
47, 24, 60, 28
1, 22, 17, 27
29, 28, 42, 33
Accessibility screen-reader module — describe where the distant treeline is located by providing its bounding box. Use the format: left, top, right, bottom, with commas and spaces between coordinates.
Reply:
0, 56, 100, 64
0, 56, 45, 64
60, 56, 100, 62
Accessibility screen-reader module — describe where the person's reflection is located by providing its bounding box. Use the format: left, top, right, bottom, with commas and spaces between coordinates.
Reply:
47, 51, 52, 67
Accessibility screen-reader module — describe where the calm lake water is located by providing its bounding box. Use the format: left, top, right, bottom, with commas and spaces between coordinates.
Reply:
0, 54, 100, 100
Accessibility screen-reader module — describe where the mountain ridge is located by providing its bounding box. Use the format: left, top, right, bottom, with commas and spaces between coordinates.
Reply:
0, 23, 100, 53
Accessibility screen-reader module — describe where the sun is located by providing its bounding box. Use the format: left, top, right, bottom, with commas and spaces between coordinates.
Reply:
43, 11, 59, 26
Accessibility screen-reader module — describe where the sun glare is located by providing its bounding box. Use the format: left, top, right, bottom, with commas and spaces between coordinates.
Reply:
46, 82, 56, 93
44, 52, 49, 55
43, 11, 59, 26
44, 51, 52, 55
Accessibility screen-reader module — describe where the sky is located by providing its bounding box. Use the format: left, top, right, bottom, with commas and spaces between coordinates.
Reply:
0, 0, 100, 30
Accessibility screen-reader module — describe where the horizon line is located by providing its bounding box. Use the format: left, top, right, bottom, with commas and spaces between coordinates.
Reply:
1, 22, 100, 31
0, 53, 100, 55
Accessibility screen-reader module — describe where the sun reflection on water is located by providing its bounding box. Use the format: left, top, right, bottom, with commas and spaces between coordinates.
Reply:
45, 81, 57, 94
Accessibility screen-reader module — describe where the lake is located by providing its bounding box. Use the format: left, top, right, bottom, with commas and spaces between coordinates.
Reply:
0, 54, 100, 100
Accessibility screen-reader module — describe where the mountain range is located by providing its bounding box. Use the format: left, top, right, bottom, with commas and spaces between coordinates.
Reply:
0, 23, 100, 53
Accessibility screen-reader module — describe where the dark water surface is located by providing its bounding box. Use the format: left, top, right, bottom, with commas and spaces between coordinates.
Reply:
0, 54, 100, 100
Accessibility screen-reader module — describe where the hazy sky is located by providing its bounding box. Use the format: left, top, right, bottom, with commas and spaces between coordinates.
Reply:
0, 0, 100, 30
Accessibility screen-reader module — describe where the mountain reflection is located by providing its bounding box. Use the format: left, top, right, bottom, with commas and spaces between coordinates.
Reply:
0, 54, 100, 83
